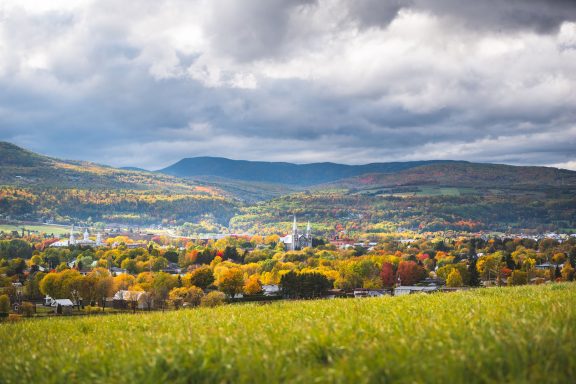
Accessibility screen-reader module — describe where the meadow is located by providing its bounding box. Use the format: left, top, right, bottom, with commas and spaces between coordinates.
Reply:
1, 284, 575, 383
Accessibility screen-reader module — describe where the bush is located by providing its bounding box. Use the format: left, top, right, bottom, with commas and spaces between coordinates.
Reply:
200, 291, 226, 307
0, 294, 10, 314
21, 302, 35, 317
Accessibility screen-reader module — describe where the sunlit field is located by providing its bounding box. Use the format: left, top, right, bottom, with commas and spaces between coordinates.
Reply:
1, 284, 575, 384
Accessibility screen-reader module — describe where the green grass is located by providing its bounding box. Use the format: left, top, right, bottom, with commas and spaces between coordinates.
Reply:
0, 223, 71, 236
1, 284, 575, 383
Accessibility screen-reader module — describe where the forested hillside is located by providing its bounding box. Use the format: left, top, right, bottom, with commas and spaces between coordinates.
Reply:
158, 156, 456, 186
1, 142, 575, 233
0, 142, 238, 225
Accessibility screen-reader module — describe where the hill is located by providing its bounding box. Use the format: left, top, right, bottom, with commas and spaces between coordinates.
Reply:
158, 156, 458, 186
231, 162, 576, 235
330, 162, 576, 189
0, 142, 238, 226
1, 141, 575, 232
1, 284, 575, 383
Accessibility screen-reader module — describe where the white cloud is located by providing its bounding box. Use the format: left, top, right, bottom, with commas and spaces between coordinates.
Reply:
0, 0, 575, 170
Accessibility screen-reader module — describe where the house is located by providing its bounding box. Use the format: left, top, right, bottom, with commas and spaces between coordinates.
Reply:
112, 290, 152, 310
51, 299, 74, 314
353, 288, 391, 298
262, 285, 281, 296
394, 286, 438, 296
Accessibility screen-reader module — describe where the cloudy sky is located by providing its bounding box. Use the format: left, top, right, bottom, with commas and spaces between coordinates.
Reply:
1, 0, 575, 170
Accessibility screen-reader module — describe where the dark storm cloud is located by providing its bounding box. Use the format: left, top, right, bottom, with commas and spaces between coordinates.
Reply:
347, 0, 576, 34
0, 0, 575, 170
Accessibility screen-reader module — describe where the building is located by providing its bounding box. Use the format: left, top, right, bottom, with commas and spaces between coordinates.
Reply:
280, 216, 313, 251
51, 226, 104, 247
394, 286, 438, 296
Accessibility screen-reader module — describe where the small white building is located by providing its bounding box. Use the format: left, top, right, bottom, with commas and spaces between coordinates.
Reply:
394, 286, 438, 296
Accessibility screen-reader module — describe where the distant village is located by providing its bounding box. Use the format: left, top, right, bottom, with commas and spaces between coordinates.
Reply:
1, 216, 575, 318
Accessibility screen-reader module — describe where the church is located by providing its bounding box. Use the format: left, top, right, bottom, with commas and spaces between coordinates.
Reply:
51, 226, 104, 247
280, 216, 313, 251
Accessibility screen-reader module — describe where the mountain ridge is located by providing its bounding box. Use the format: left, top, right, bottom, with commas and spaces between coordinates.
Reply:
158, 156, 466, 186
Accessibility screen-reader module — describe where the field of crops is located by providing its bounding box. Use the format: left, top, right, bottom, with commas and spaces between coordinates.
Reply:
1, 284, 575, 383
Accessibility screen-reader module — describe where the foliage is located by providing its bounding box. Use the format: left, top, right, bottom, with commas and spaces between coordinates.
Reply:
397, 261, 426, 285
243, 275, 263, 296
446, 269, 464, 287
0, 294, 9, 313
280, 271, 332, 299
200, 291, 226, 307
184, 266, 215, 290
217, 268, 244, 298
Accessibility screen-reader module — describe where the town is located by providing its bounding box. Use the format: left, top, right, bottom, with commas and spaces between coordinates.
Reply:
1, 217, 575, 319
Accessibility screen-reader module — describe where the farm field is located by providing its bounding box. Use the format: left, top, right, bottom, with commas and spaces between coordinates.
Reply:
0, 223, 71, 236
1, 284, 575, 384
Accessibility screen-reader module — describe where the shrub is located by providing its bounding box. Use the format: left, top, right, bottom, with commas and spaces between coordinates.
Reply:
200, 291, 226, 307
21, 302, 35, 317
0, 294, 10, 314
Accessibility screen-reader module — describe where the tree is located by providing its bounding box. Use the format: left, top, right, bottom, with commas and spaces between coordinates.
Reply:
244, 275, 263, 296
24, 271, 46, 300
552, 252, 567, 265
380, 262, 395, 288
152, 272, 178, 309
21, 302, 34, 317
561, 262, 575, 281
280, 271, 332, 299
468, 259, 481, 287
169, 287, 187, 309
446, 269, 463, 287
113, 274, 135, 292
0, 294, 9, 314
217, 268, 244, 298
397, 261, 426, 285
508, 270, 527, 286
200, 291, 226, 307
185, 266, 215, 289
169, 286, 204, 309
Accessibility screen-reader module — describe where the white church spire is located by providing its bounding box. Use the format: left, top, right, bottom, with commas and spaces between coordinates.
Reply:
69, 225, 76, 245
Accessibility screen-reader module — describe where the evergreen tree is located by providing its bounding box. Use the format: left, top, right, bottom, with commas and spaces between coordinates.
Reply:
468, 258, 481, 287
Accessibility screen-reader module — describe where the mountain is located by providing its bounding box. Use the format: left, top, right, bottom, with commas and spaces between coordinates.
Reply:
158, 156, 459, 186
1, 141, 575, 233
329, 162, 576, 189
0, 142, 238, 225
231, 162, 576, 235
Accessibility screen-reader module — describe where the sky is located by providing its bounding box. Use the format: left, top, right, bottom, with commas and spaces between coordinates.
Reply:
0, 0, 575, 170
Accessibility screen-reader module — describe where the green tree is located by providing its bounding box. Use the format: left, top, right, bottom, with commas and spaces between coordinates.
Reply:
0, 294, 9, 314
185, 266, 215, 289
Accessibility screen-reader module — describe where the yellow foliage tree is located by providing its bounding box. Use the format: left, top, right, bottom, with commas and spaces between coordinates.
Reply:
446, 268, 463, 287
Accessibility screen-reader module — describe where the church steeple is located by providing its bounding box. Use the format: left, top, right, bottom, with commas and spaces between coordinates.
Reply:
292, 215, 298, 251
69, 225, 76, 245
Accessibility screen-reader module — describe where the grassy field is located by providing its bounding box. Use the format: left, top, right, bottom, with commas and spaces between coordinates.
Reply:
0, 223, 71, 236
1, 284, 575, 383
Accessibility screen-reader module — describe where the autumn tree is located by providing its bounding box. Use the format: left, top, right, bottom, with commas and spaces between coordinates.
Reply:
380, 262, 395, 288
397, 261, 426, 285
169, 286, 204, 309
217, 268, 244, 298
446, 269, 463, 287
184, 266, 214, 289
244, 275, 263, 296
561, 262, 575, 281
200, 291, 226, 307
